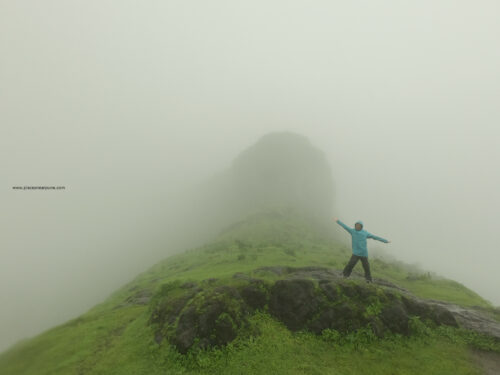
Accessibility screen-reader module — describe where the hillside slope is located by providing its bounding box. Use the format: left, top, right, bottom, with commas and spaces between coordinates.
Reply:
0, 207, 499, 375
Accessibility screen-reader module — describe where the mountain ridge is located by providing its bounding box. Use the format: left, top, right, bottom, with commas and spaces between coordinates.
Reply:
1, 207, 499, 374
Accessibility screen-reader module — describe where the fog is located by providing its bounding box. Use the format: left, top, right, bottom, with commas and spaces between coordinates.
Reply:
1, 1, 499, 353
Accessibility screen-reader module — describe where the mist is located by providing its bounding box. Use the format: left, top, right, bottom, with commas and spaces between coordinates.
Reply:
1, 1, 499, 353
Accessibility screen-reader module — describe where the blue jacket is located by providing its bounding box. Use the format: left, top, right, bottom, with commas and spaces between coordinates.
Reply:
336, 219, 388, 257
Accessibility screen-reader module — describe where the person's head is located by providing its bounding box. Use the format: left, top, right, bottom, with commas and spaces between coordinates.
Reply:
355, 220, 363, 231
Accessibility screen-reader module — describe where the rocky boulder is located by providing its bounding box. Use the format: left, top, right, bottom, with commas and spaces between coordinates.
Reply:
147, 266, 499, 354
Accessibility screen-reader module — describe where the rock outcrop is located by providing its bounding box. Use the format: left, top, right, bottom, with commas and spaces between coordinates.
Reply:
145, 266, 500, 354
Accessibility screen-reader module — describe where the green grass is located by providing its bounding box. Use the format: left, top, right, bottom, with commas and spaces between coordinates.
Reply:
0, 207, 496, 374
155, 312, 486, 375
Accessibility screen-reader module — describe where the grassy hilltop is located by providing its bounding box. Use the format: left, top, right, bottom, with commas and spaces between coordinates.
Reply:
0, 207, 498, 375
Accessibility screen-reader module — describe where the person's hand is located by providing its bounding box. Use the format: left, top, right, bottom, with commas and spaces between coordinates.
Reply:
333, 217, 338, 222
387, 240, 391, 243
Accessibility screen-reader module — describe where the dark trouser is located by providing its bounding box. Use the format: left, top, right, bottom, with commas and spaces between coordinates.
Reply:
343, 255, 372, 281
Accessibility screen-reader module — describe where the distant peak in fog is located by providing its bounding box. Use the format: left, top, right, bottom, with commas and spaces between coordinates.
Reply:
189, 131, 336, 243
229, 131, 335, 220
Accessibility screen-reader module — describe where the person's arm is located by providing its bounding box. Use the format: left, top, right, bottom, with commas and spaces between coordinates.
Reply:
367, 232, 390, 243
334, 218, 353, 234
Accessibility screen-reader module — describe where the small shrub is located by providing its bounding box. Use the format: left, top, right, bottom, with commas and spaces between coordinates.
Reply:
321, 328, 342, 344
363, 300, 383, 318
321, 326, 377, 348
408, 316, 433, 337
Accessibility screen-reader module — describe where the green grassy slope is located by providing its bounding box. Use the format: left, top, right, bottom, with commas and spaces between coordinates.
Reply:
0, 208, 496, 375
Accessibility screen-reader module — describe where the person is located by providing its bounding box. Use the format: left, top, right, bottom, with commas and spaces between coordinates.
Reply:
333, 217, 390, 283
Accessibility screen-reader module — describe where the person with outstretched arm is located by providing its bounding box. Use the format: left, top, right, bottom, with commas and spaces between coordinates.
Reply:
333, 217, 390, 283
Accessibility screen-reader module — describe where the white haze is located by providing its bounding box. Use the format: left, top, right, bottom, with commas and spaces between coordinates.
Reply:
1, 1, 499, 353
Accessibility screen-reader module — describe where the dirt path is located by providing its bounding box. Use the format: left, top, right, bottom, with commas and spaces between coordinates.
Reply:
468, 348, 500, 375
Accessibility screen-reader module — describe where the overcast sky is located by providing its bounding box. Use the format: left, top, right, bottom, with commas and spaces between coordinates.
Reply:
1, 1, 499, 353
